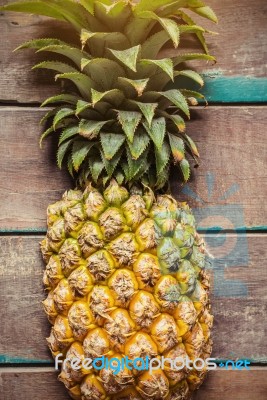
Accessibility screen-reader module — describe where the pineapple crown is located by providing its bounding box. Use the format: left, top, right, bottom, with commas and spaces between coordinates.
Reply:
1, 0, 217, 190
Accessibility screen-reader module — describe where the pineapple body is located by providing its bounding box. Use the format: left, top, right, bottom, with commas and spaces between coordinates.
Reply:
41, 182, 213, 400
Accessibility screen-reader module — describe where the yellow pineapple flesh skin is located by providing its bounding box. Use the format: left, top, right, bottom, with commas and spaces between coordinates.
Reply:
41, 181, 213, 400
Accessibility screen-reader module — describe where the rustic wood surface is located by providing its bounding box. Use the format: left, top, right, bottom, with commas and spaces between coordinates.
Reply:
0, 0, 267, 103
0, 106, 266, 231
0, 368, 266, 400
0, 234, 266, 363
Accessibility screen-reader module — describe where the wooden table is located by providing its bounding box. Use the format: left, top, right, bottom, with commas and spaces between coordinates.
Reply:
0, 1, 267, 399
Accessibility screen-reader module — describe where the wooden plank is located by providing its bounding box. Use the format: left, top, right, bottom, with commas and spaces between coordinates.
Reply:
0, 234, 266, 363
0, 0, 267, 103
0, 106, 266, 231
0, 368, 266, 400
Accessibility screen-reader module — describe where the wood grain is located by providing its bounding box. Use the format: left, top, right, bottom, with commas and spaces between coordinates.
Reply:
0, 106, 266, 231
0, 368, 266, 400
0, 0, 266, 103
0, 234, 266, 363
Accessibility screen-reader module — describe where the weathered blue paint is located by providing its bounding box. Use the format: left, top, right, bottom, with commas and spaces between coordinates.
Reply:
172, 71, 267, 103
1, 226, 267, 234
202, 76, 267, 103
0, 354, 51, 364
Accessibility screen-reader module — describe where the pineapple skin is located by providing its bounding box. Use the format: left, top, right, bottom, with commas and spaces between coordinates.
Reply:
41, 181, 213, 400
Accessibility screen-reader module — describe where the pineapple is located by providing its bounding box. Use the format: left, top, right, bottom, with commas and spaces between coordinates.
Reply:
1, 1, 218, 399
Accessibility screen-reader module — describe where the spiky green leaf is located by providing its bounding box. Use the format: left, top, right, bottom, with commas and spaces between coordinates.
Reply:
78, 119, 111, 139
55, 73, 93, 100
82, 58, 124, 90
102, 149, 122, 177
72, 141, 95, 171
75, 100, 92, 116
127, 129, 150, 160
140, 58, 174, 81
37, 44, 90, 68
32, 61, 77, 74
175, 70, 204, 86
117, 111, 142, 143
191, 6, 218, 23
41, 94, 80, 107
109, 45, 141, 72
100, 133, 125, 160
91, 88, 123, 107
39, 126, 54, 147
184, 134, 199, 157
15, 38, 67, 52
143, 117, 166, 150
179, 158, 190, 181
141, 30, 170, 59
59, 126, 79, 145
57, 139, 73, 169
168, 133, 185, 162
160, 90, 190, 118
172, 53, 216, 66
138, 11, 180, 48
118, 77, 149, 97
132, 101, 157, 127
53, 108, 75, 130
89, 155, 105, 183
155, 141, 171, 175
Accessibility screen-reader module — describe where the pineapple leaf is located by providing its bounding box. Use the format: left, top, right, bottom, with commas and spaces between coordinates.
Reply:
1, 0, 89, 30
156, 164, 169, 189
155, 141, 171, 175
75, 100, 92, 116
67, 153, 75, 178
125, 148, 149, 181
178, 11, 209, 53
179, 158, 190, 181
160, 89, 190, 118
163, 112, 186, 132
37, 44, 91, 69
131, 101, 157, 128
160, 90, 190, 118
57, 139, 73, 169
81, 29, 129, 50
127, 129, 150, 160
72, 141, 95, 171
109, 45, 141, 72
59, 126, 79, 145
77, 0, 94, 15
78, 119, 112, 139
117, 111, 142, 143
178, 24, 205, 34
41, 94, 81, 107
138, 11, 180, 48
141, 30, 170, 59
53, 108, 75, 130
158, 0, 205, 17
89, 155, 105, 183
118, 77, 149, 97
181, 89, 207, 104
32, 61, 78, 74
143, 117, 166, 150
39, 126, 54, 147
191, 6, 218, 23
55, 72, 93, 101
82, 58, 125, 90
101, 148, 122, 177
175, 70, 204, 87
172, 53, 216, 66
184, 134, 199, 157
94, 0, 132, 31
15, 38, 67, 52
91, 88, 123, 107
100, 133, 125, 160
140, 58, 174, 81
168, 133, 185, 162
